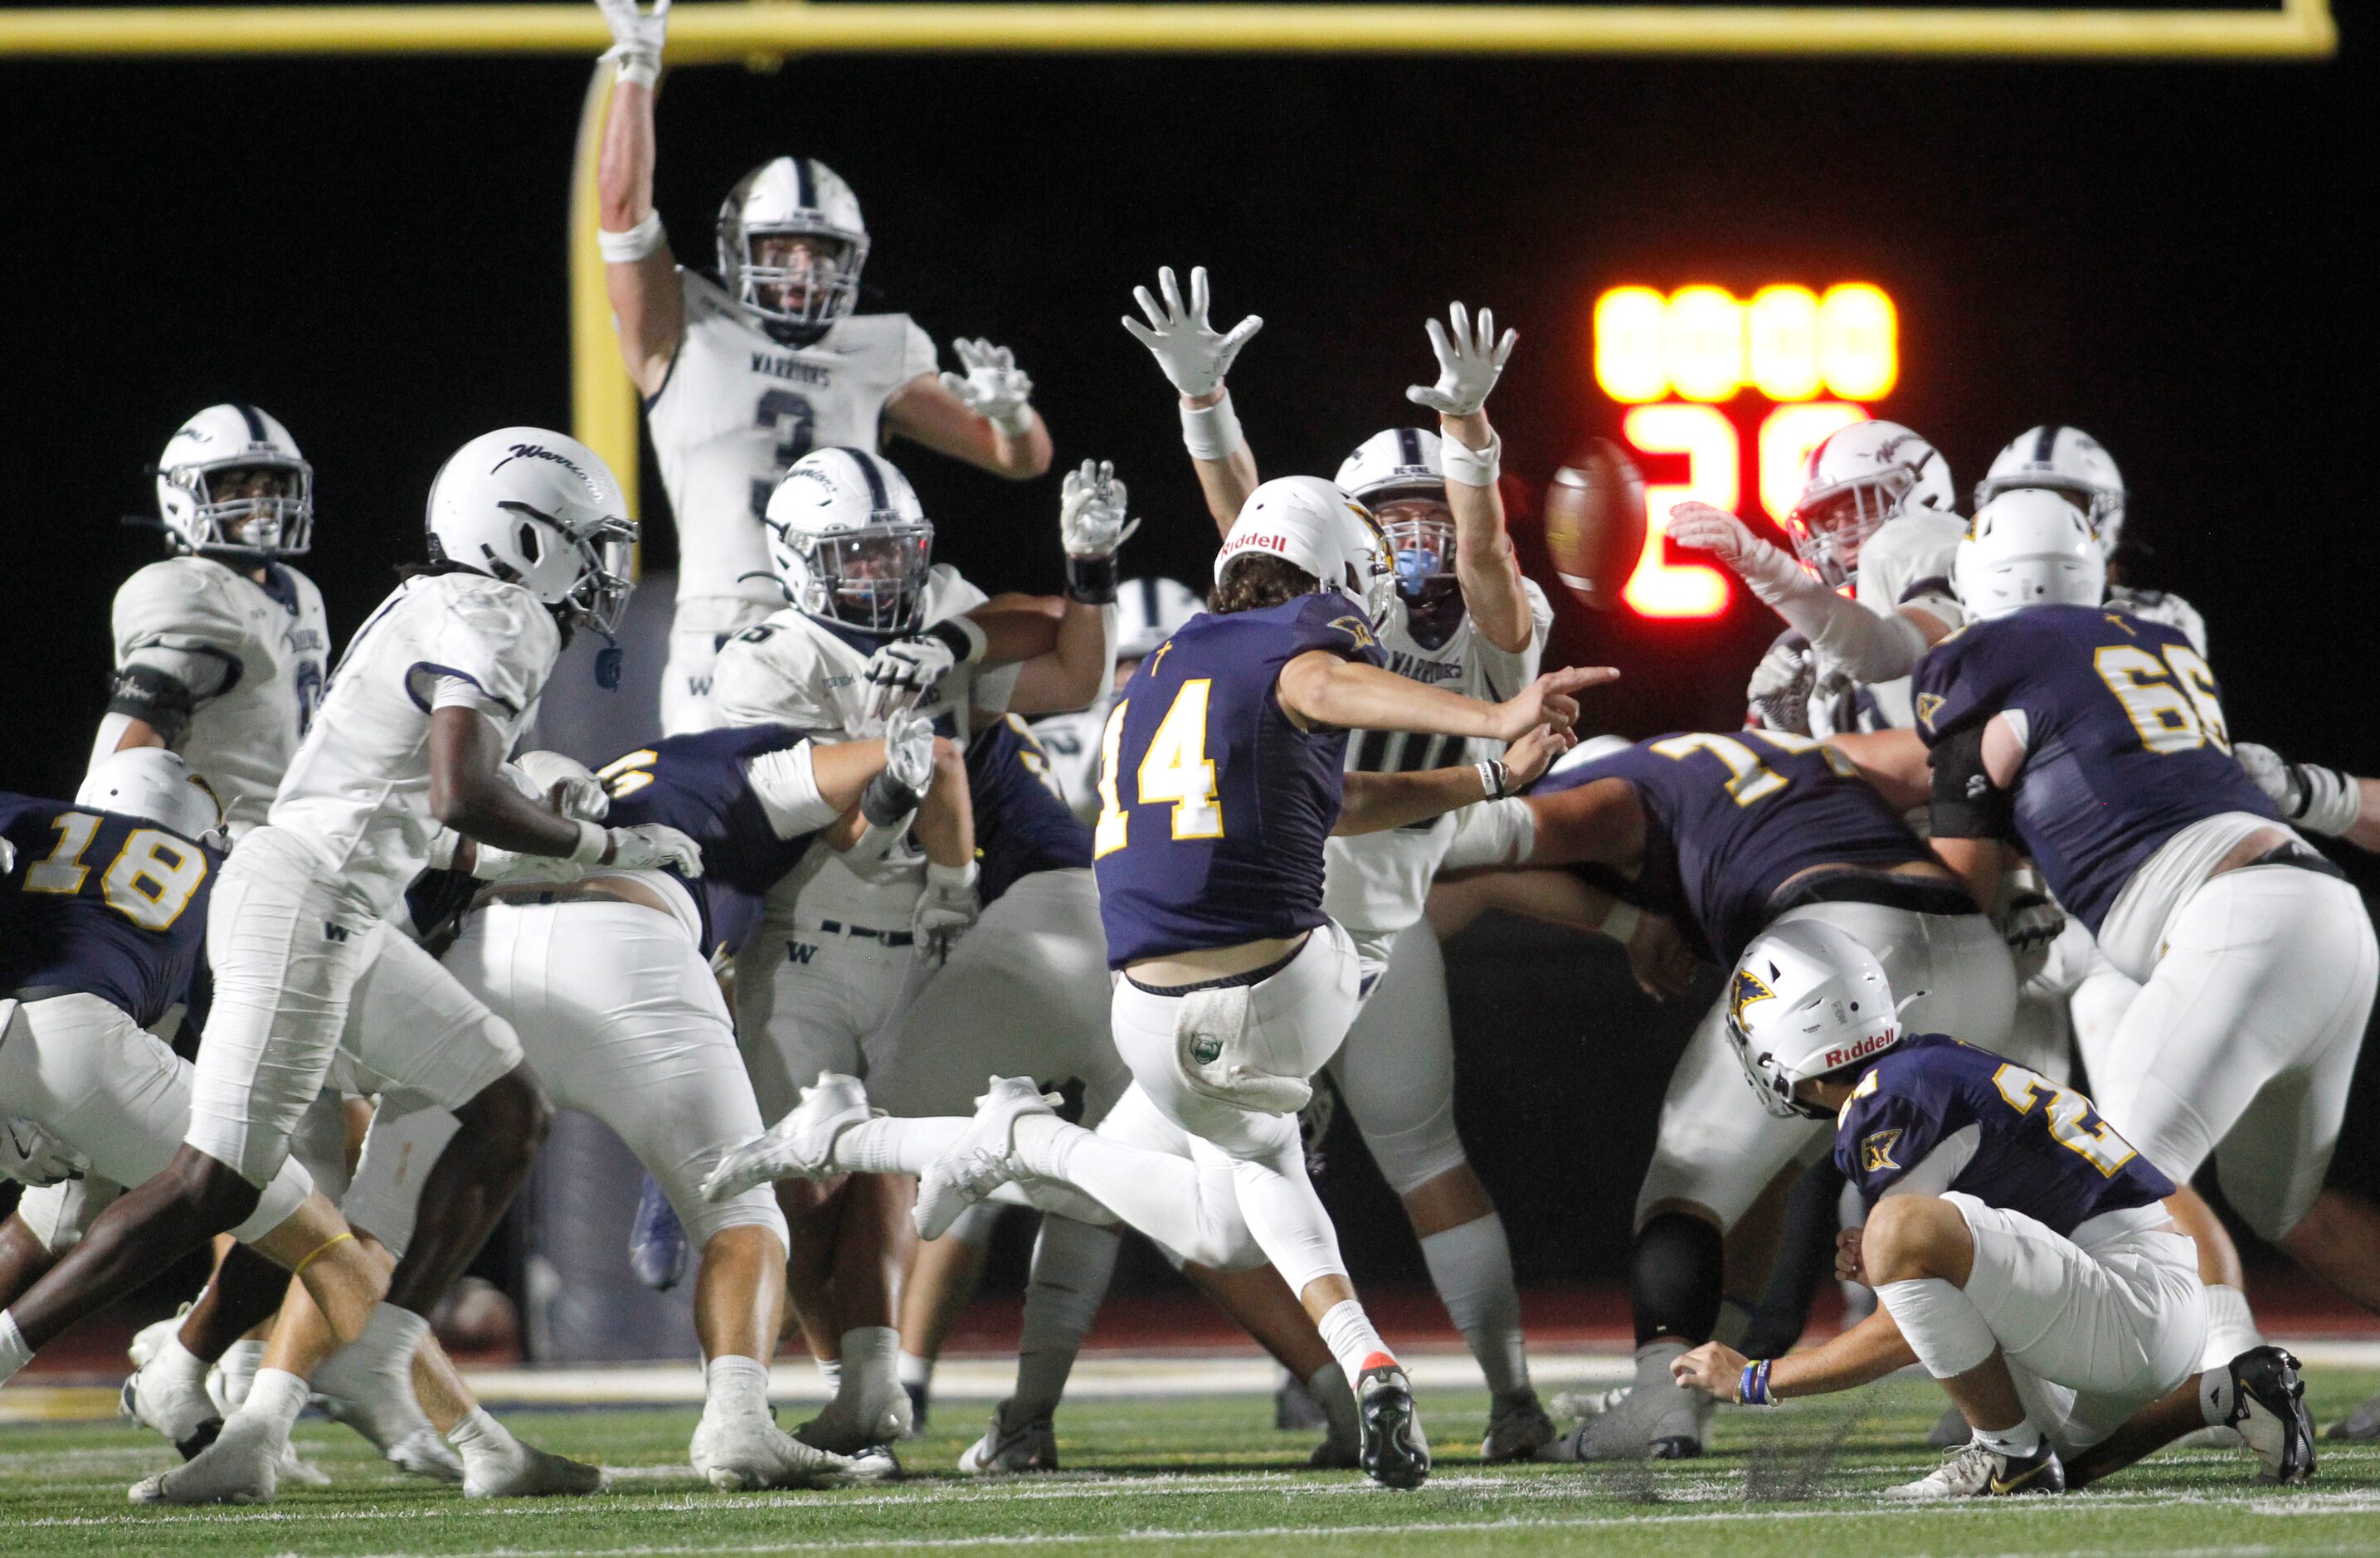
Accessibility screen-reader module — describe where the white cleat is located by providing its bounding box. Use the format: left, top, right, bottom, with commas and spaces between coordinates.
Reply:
703, 1073, 875, 1203
129, 1414, 281, 1506
384, 1425, 467, 1484
914, 1077, 1061, 1241
1883, 1438, 2065, 1499
1482, 1390, 1558, 1463
313, 1349, 464, 1483
957, 1404, 1059, 1476
690, 1411, 855, 1491
276, 1437, 333, 1487
119, 1341, 221, 1460
797, 1398, 908, 1478
461, 1437, 608, 1499
1545, 1378, 1711, 1462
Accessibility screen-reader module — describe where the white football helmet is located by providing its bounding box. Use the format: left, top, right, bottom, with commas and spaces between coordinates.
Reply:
1784, 421, 1955, 588
424, 428, 635, 633
1116, 577, 1204, 661
1725, 919, 1903, 1120
718, 157, 869, 334
1215, 475, 1394, 628
76, 747, 225, 845
1337, 427, 1463, 640
764, 447, 933, 635
154, 403, 314, 562
1954, 489, 2106, 621
1974, 425, 2127, 553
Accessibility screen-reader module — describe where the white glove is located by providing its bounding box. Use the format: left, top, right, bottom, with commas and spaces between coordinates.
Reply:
883, 708, 937, 796
1059, 459, 1140, 560
938, 338, 1036, 438
1745, 635, 1816, 736
1999, 890, 2066, 984
1122, 265, 1263, 398
601, 823, 705, 876
2234, 742, 2362, 835
1669, 503, 1809, 602
516, 750, 610, 823
913, 860, 981, 965
1, 1115, 84, 1188
863, 635, 957, 724
1, 835, 15, 876
1405, 302, 1516, 418
595, 0, 669, 85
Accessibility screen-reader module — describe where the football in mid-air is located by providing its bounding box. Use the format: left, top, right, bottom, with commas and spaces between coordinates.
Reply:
1543, 439, 1647, 612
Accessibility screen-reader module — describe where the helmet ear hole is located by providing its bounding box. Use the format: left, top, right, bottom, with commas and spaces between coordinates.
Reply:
517, 523, 542, 562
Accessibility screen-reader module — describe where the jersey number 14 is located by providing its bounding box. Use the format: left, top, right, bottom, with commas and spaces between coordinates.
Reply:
1093, 680, 1222, 857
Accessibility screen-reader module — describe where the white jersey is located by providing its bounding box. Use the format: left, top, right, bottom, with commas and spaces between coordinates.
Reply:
1800, 509, 1965, 736
269, 572, 558, 916
2109, 584, 2207, 655
1321, 580, 1555, 937
645, 270, 938, 610
110, 557, 331, 837
711, 566, 1014, 927
1029, 702, 1107, 826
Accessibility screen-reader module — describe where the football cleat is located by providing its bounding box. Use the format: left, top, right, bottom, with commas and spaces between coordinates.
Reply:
703, 1073, 874, 1203
2326, 1385, 2380, 1441
120, 1344, 221, 1461
956, 1405, 1059, 1476
690, 1410, 854, 1491
460, 1437, 609, 1499
1886, 1437, 2065, 1500
129, 1413, 282, 1506
2227, 1345, 2315, 1484
1275, 1369, 1329, 1430
1481, 1390, 1558, 1463
1355, 1358, 1429, 1489
628, 1174, 689, 1291
913, 1078, 1060, 1241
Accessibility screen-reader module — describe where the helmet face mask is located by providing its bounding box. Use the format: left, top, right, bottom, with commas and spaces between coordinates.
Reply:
1785, 467, 1913, 586
559, 518, 640, 636
155, 405, 316, 563
764, 448, 934, 636
718, 158, 870, 336
1376, 498, 1463, 649
796, 523, 933, 635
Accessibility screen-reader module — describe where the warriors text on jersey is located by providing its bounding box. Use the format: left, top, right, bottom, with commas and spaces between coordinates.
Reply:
110, 557, 330, 835
644, 270, 937, 609
1833, 1032, 2174, 1236
1911, 604, 2277, 934
1534, 731, 1951, 964
270, 571, 559, 914
2, 795, 220, 1028
1093, 595, 1385, 966
969, 716, 1093, 904
1322, 580, 1553, 936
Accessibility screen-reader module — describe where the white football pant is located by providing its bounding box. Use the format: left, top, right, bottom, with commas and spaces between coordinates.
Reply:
1328, 923, 1467, 1196
659, 600, 772, 738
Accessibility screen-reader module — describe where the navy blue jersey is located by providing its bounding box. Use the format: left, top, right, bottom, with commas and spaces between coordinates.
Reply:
1094, 594, 1386, 966
592, 723, 829, 954
1912, 605, 2277, 933
1532, 733, 1941, 964
969, 717, 1093, 904
1, 794, 220, 1028
1835, 1032, 2173, 1236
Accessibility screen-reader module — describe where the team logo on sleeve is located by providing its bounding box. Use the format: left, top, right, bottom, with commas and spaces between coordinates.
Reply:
1914, 692, 1944, 731
1328, 615, 1380, 652
1860, 1128, 1903, 1172
1729, 968, 1775, 1028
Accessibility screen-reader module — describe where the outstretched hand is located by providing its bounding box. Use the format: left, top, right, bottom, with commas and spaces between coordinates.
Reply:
1492, 665, 1620, 742
1060, 459, 1140, 559
940, 338, 1036, 436
595, 0, 669, 80
1405, 302, 1516, 418
1122, 265, 1263, 399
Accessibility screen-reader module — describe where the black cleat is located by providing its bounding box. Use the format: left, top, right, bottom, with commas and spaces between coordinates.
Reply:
904, 1381, 929, 1435
1355, 1359, 1429, 1489
2228, 1345, 2315, 1485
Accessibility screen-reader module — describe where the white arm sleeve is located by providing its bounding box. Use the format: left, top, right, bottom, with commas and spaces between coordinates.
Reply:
1438, 796, 1538, 871
1876, 1123, 1980, 1203
743, 742, 846, 840
1779, 590, 1934, 684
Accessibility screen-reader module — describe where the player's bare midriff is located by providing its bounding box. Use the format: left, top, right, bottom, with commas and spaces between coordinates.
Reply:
1127, 930, 1310, 990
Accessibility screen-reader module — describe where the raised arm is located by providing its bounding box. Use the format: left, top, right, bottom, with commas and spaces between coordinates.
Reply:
1122, 266, 1263, 533
883, 338, 1054, 479
593, 0, 684, 397
1407, 303, 1531, 655
1670, 502, 1950, 684
2236, 742, 2380, 854
1278, 655, 1613, 743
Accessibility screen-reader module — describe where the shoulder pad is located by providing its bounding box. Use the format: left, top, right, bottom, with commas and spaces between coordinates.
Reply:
922, 565, 990, 621
114, 557, 246, 655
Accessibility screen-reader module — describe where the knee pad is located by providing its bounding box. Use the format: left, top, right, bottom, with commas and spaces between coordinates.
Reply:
1357, 1096, 1469, 1197
1629, 1212, 1725, 1346
685, 1189, 791, 1254
941, 1201, 1004, 1252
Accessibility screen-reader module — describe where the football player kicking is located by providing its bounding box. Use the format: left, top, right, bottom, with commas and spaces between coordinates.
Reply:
1127, 266, 1561, 1460
591, 0, 1053, 737
1424, 719, 2020, 1461
0, 431, 688, 1504
1834, 489, 2380, 1421
1669, 921, 2313, 1497
710, 476, 1609, 1489
703, 447, 1117, 1458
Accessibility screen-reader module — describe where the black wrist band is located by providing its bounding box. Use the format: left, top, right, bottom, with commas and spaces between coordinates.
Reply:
1065, 553, 1119, 606
925, 619, 983, 664
861, 771, 920, 827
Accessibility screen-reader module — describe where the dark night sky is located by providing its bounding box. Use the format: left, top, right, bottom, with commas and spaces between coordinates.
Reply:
3, 18, 2375, 1282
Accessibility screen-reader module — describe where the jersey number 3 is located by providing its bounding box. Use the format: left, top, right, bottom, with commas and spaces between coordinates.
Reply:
747, 390, 819, 520
1093, 680, 1223, 857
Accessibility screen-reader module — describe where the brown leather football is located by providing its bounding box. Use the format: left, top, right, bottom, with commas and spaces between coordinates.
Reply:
1544, 438, 1648, 612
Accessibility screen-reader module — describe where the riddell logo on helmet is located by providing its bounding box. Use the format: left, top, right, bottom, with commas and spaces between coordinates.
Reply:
1822, 1031, 1894, 1070
1227, 533, 1290, 556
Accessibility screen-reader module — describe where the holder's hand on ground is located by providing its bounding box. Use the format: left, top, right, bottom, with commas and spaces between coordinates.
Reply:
1405, 301, 1516, 417
1122, 265, 1262, 399
1672, 1341, 1752, 1403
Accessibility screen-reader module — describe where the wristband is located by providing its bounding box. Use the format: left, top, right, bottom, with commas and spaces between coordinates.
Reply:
568, 818, 609, 865
596, 209, 666, 263
1739, 1358, 1776, 1406
2291, 762, 2362, 835
1180, 391, 1244, 462
1473, 759, 1509, 801
605, 47, 660, 89
927, 616, 988, 665
1439, 430, 1501, 489
860, 770, 920, 828
1066, 554, 1120, 605
1600, 899, 1642, 945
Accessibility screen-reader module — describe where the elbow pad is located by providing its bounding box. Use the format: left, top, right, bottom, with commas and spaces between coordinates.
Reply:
745, 743, 843, 840
1929, 726, 2013, 840
105, 663, 197, 745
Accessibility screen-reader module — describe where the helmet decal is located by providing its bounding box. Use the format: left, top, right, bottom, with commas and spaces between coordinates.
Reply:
1730, 966, 1776, 1028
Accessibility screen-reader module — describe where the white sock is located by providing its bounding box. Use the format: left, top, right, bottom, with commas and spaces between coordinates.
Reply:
2201, 1283, 2263, 1370
0, 1312, 32, 1381
815, 1355, 842, 1390
1014, 1115, 1213, 1258
329, 1302, 430, 1383
1876, 1278, 1998, 1379
446, 1405, 521, 1468
1010, 1218, 1121, 1422
898, 1350, 934, 1394
832, 1325, 898, 1412
1631, 1338, 1687, 1396
2199, 1366, 2238, 1427
1419, 1215, 1529, 1398
238, 1367, 312, 1444
1316, 1298, 1392, 1386
1307, 1361, 1360, 1442
703, 1354, 771, 1421
220, 1338, 267, 1411
832, 1117, 966, 1176
1974, 1419, 2043, 1458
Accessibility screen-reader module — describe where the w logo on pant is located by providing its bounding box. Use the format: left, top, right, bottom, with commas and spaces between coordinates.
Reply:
323, 923, 350, 943
786, 942, 818, 965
